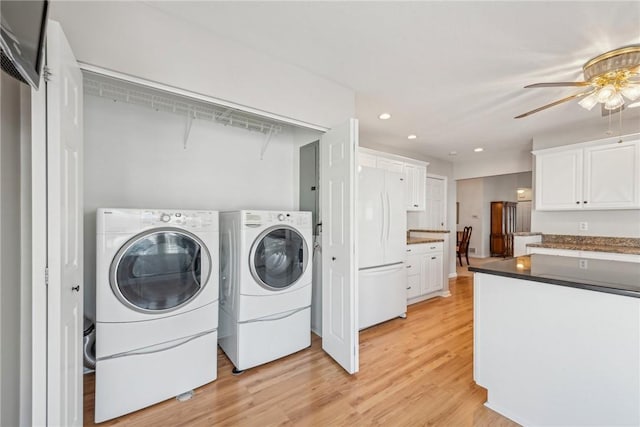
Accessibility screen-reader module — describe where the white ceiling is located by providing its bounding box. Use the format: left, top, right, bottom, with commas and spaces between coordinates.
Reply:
148, 1, 640, 162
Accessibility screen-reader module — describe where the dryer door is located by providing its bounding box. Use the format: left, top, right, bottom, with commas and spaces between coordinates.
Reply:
110, 228, 211, 313
250, 225, 309, 291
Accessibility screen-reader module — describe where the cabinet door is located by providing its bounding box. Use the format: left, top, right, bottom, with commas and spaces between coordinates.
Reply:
377, 157, 404, 173
535, 149, 583, 210
358, 151, 377, 168
405, 164, 426, 211
407, 274, 421, 299
422, 253, 444, 294
583, 140, 640, 209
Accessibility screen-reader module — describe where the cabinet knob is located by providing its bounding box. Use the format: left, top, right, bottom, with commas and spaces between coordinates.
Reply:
583, 201, 588, 204
576, 201, 580, 204
431, 256, 436, 260
71, 285, 80, 292
407, 286, 412, 290
407, 249, 412, 252
413, 204, 418, 207
331, 256, 336, 261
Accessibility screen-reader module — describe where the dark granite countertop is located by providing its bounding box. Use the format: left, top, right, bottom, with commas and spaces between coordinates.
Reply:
407, 237, 445, 245
512, 232, 542, 237
469, 254, 640, 299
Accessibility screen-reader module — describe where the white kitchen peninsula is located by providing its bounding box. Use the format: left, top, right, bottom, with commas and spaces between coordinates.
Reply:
471, 255, 640, 426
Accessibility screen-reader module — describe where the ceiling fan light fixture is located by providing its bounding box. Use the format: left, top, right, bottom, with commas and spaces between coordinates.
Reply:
621, 85, 640, 101
604, 92, 625, 110
578, 92, 599, 110
596, 84, 616, 103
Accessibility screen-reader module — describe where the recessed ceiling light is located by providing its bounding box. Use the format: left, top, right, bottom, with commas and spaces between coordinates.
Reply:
407, 134, 417, 140
474, 147, 484, 152
449, 151, 457, 156
378, 113, 391, 120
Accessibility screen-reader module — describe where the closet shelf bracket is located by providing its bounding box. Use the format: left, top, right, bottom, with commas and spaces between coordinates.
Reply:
260, 126, 274, 160
183, 110, 195, 150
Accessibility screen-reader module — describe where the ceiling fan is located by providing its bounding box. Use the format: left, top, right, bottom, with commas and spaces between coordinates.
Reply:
515, 45, 640, 119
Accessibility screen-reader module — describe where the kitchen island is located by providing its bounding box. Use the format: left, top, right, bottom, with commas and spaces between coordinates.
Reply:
470, 255, 640, 426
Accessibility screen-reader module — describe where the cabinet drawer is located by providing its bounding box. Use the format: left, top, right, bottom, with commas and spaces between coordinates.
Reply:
407, 274, 421, 299
406, 242, 443, 255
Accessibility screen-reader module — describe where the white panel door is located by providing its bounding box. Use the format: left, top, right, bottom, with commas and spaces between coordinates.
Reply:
426, 175, 446, 229
535, 149, 583, 210
583, 140, 640, 209
357, 166, 384, 269
321, 119, 359, 374
384, 170, 407, 264
40, 21, 84, 427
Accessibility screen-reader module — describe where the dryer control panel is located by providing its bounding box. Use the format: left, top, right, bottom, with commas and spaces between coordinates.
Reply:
243, 211, 311, 229
142, 210, 217, 230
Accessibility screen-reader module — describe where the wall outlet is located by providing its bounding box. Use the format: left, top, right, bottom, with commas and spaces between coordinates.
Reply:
579, 259, 588, 269
579, 222, 588, 231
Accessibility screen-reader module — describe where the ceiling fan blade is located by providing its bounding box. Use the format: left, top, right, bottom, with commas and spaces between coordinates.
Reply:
524, 82, 590, 88
514, 92, 590, 119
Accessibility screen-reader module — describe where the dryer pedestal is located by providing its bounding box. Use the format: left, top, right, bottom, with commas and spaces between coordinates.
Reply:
219, 306, 310, 371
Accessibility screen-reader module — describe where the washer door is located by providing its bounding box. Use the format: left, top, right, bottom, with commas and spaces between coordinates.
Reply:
250, 225, 309, 291
110, 228, 211, 313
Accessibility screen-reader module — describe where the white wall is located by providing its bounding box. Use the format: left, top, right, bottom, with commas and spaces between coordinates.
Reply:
531, 123, 640, 238
359, 141, 458, 279
50, 2, 355, 129
0, 73, 22, 427
83, 94, 304, 319
453, 147, 533, 180
456, 178, 485, 258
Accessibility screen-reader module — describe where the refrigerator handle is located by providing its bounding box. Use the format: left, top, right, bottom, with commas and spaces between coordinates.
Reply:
386, 192, 391, 242
380, 192, 385, 244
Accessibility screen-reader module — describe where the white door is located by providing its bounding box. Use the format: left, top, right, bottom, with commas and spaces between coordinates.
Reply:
32, 21, 83, 426
320, 119, 359, 374
426, 175, 446, 229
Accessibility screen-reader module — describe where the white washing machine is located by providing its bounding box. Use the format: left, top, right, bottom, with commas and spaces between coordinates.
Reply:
95, 208, 219, 423
219, 210, 312, 372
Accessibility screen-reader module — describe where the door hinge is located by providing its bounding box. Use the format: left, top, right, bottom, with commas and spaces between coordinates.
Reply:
43, 66, 52, 82
45, 267, 49, 286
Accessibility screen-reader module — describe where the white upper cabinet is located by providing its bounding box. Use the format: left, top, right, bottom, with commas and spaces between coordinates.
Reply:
534, 137, 640, 211
358, 148, 428, 211
583, 141, 640, 209
404, 163, 427, 211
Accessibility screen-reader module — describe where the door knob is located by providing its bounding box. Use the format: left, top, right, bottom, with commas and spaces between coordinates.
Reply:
71, 285, 80, 292
331, 256, 336, 261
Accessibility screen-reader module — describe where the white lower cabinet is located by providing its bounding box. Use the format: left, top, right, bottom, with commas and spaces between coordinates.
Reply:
406, 242, 444, 303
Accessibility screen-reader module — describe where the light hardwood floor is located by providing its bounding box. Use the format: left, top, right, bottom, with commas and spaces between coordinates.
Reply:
84, 276, 518, 426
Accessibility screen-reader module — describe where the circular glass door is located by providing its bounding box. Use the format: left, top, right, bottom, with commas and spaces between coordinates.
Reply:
109, 228, 211, 313
250, 225, 309, 290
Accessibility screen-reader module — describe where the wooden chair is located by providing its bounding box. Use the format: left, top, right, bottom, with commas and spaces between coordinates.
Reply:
456, 226, 472, 266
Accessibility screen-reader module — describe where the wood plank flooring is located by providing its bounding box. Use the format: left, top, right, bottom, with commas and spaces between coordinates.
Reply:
84, 276, 519, 426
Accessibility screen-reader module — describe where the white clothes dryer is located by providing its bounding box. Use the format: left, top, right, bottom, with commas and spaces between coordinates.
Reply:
219, 210, 312, 372
95, 208, 219, 423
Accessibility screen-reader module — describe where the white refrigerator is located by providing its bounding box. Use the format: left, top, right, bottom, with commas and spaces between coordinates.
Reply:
358, 165, 407, 330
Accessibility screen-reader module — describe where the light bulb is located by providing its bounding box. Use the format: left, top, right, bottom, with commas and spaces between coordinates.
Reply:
604, 92, 624, 110
596, 84, 616, 103
578, 92, 599, 110
621, 85, 640, 101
